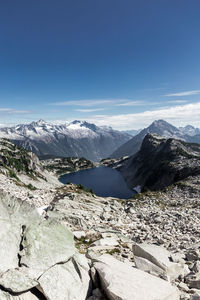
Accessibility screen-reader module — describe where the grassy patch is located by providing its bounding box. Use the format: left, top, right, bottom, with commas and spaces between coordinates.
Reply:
106, 248, 120, 255
26, 183, 37, 190
8, 170, 19, 181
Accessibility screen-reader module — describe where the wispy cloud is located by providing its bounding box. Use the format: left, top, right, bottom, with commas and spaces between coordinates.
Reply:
165, 90, 200, 97
76, 108, 105, 113
49, 100, 115, 107
50, 99, 148, 107
0, 108, 31, 114
166, 100, 188, 104
84, 102, 200, 130
116, 101, 144, 106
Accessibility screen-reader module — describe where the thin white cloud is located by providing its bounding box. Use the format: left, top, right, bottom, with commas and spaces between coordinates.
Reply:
165, 90, 200, 97
84, 102, 200, 130
76, 108, 105, 113
49, 100, 115, 107
116, 101, 144, 106
166, 100, 188, 104
49, 98, 148, 107
0, 108, 31, 114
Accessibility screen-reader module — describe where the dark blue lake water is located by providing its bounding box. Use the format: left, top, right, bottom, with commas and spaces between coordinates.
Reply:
59, 166, 134, 199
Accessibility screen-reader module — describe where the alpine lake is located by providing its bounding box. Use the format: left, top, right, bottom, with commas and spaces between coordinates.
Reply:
59, 166, 134, 199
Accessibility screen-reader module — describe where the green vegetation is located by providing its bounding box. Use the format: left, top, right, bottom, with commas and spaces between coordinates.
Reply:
8, 170, 19, 180
75, 237, 94, 254
26, 183, 37, 190
0, 139, 42, 181
106, 248, 120, 255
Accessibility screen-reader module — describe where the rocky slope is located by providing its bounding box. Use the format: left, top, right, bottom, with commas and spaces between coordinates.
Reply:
1, 167, 200, 299
1, 138, 200, 299
0, 138, 61, 207
0, 120, 131, 161
110, 119, 200, 158
107, 134, 200, 192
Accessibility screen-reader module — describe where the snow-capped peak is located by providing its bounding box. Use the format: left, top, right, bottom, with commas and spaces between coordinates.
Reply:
67, 120, 88, 130
31, 119, 47, 126
67, 120, 98, 132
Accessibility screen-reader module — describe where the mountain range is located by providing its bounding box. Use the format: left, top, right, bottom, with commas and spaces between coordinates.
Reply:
0, 119, 200, 162
0, 120, 131, 161
110, 120, 200, 158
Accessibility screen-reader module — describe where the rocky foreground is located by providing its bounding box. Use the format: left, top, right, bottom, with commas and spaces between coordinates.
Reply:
0, 138, 200, 299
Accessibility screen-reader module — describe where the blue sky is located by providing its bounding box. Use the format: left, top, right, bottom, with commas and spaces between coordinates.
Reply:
0, 0, 200, 129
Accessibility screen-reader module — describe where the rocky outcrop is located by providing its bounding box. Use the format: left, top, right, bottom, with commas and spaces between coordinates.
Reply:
41, 156, 95, 175
0, 138, 44, 180
114, 133, 200, 191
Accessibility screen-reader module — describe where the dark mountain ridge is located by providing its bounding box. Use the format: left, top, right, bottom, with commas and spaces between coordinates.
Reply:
114, 133, 200, 192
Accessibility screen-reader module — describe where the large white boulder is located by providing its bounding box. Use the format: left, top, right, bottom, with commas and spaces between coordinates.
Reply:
20, 219, 76, 279
133, 243, 188, 281
0, 197, 22, 273
0, 192, 40, 275
93, 254, 180, 300
38, 253, 92, 300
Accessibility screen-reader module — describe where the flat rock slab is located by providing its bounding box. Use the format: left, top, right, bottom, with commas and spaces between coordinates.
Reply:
93, 254, 180, 300
21, 219, 75, 279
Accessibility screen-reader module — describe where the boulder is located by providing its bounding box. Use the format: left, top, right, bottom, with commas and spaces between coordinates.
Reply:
0, 269, 38, 293
13, 292, 40, 300
0, 196, 22, 273
20, 219, 75, 279
0, 290, 39, 300
133, 243, 188, 281
90, 238, 119, 247
186, 274, 200, 289
190, 294, 200, 300
92, 254, 179, 300
134, 256, 167, 279
0, 192, 41, 275
38, 253, 92, 300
